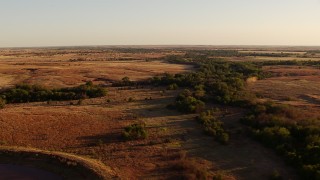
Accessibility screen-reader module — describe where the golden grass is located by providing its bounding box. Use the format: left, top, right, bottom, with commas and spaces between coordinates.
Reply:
0, 49, 192, 88
0, 48, 304, 179
247, 65, 320, 118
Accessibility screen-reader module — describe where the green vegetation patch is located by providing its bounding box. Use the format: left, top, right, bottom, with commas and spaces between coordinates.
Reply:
167, 89, 205, 113
0, 81, 107, 104
241, 103, 320, 179
122, 123, 148, 140
197, 110, 229, 144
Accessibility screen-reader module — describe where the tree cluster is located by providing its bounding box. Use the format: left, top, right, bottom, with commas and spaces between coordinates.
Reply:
167, 89, 205, 113
241, 103, 320, 179
0, 82, 107, 104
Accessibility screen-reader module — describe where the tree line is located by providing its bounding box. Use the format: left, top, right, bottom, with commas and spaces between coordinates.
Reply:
0, 81, 107, 105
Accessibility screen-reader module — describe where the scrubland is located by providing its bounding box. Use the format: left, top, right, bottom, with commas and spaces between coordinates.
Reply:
0, 46, 319, 179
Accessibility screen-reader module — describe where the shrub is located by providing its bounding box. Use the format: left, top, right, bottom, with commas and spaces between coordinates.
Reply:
197, 110, 229, 144
170, 90, 205, 113
0, 98, 5, 109
128, 97, 135, 102
123, 123, 148, 140
167, 83, 179, 90
112, 76, 135, 87
77, 99, 83, 105
173, 159, 210, 180
270, 170, 283, 180
217, 133, 229, 145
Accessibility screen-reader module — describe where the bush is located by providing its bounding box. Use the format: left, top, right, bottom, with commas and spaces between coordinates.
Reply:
170, 90, 205, 113
197, 110, 229, 144
112, 76, 135, 87
172, 159, 210, 180
167, 83, 179, 90
128, 97, 135, 102
256, 126, 291, 147
122, 123, 148, 140
77, 99, 84, 105
270, 170, 283, 180
217, 133, 229, 145
0, 98, 5, 109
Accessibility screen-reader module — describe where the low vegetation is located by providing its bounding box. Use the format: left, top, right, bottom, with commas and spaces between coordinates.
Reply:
0, 81, 107, 104
167, 89, 205, 113
173, 158, 211, 179
122, 123, 148, 140
197, 110, 229, 144
152, 58, 266, 105
241, 102, 320, 179
112, 77, 135, 87
255, 60, 320, 67
159, 53, 320, 179
0, 98, 5, 109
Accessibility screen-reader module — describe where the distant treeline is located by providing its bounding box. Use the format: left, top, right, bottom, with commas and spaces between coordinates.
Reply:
0, 82, 107, 104
182, 50, 292, 59
242, 52, 291, 57
255, 60, 320, 67
307, 50, 320, 54
110, 48, 170, 54
185, 50, 240, 58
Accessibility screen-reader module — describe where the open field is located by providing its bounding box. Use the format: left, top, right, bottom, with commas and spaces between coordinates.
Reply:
0, 59, 192, 88
0, 47, 319, 179
0, 87, 298, 179
247, 65, 320, 116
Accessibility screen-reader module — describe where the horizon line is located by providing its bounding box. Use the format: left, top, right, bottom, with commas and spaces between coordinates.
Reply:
1, 44, 320, 49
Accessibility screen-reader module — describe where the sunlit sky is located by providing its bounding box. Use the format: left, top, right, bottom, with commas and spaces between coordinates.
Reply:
1, 0, 320, 47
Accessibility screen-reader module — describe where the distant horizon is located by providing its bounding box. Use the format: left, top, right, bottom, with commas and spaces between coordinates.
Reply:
1, 44, 320, 49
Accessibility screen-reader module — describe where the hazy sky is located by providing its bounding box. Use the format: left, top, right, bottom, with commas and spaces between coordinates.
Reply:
1, 0, 320, 47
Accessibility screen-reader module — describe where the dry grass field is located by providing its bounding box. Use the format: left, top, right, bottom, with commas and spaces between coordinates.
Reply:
1, 47, 318, 179
0, 50, 191, 88
0, 86, 297, 179
247, 65, 320, 117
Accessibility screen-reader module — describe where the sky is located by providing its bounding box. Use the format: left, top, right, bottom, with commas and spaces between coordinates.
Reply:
0, 0, 320, 47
